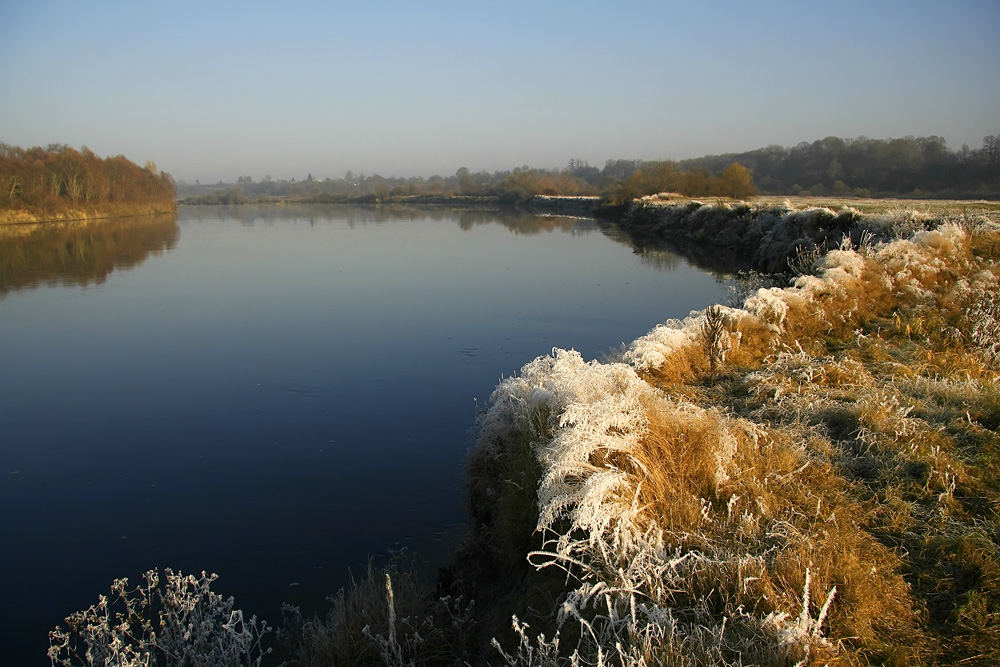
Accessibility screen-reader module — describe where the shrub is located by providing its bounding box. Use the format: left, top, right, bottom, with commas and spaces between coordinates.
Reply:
48, 568, 271, 667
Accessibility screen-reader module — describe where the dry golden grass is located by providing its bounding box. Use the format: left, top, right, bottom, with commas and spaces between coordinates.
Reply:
457, 209, 1000, 666
750, 196, 1000, 217
617, 398, 930, 664
620, 221, 1000, 664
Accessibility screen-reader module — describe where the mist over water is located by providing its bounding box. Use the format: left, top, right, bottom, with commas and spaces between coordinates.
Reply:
0, 205, 731, 664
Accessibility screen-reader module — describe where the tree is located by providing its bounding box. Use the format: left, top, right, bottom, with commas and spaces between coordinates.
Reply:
0, 144, 175, 212
602, 159, 640, 181
718, 162, 757, 199
679, 167, 712, 196
984, 135, 1000, 167
642, 160, 680, 194
457, 167, 476, 194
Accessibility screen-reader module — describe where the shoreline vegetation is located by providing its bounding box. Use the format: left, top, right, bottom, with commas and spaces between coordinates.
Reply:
45, 198, 1000, 666
0, 144, 177, 225
0, 201, 179, 226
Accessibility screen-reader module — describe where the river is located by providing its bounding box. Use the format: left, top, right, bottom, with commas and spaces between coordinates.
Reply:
0, 204, 732, 663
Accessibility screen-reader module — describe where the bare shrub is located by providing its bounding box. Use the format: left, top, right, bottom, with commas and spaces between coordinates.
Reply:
788, 242, 823, 275
48, 569, 271, 667
700, 304, 740, 385
726, 270, 787, 309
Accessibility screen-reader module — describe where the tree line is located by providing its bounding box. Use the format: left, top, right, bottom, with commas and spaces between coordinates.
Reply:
178, 133, 999, 207
178, 159, 757, 205
0, 143, 177, 215
679, 134, 1000, 198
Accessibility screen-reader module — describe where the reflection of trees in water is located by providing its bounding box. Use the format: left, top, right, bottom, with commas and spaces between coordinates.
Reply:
0, 213, 180, 295
597, 221, 756, 275
178, 203, 749, 276
634, 247, 682, 271
184, 203, 386, 226
596, 222, 684, 273
619, 229, 754, 275
182, 203, 598, 236
457, 210, 587, 235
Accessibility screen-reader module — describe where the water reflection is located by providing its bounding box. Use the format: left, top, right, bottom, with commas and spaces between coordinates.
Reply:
180, 203, 597, 234
0, 213, 180, 295
0, 205, 723, 298
181, 203, 700, 274
623, 227, 754, 274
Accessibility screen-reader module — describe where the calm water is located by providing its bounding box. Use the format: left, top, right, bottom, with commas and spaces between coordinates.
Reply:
0, 204, 730, 663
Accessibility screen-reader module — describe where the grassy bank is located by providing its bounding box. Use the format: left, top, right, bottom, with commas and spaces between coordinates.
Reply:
0, 201, 177, 226
622, 195, 1000, 274
456, 204, 1000, 666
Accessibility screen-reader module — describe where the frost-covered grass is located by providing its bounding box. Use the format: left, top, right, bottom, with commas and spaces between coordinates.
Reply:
465, 212, 1000, 665
48, 569, 272, 667
624, 196, 999, 274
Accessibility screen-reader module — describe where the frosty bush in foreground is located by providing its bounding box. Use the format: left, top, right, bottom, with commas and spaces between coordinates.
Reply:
48, 569, 271, 667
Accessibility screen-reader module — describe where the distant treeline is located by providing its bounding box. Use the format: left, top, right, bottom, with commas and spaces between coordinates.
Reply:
679, 134, 1000, 199
178, 160, 756, 206
179, 133, 1000, 206
0, 144, 177, 219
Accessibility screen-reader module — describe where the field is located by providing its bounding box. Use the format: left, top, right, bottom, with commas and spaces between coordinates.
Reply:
733, 196, 1000, 216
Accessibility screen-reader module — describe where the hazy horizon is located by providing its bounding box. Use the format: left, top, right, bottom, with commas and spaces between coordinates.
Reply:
2, 0, 997, 184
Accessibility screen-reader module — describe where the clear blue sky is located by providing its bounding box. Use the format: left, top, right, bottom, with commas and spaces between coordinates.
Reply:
2, 0, 997, 183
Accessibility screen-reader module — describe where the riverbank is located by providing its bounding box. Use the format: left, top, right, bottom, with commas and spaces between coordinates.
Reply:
622, 195, 1000, 273
0, 201, 178, 226
456, 206, 1000, 665
277, 202, 1000, 666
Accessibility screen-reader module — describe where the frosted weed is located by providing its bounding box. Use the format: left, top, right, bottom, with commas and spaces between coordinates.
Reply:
48, 568, 271, 667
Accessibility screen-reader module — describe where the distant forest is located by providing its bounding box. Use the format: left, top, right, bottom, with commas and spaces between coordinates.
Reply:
179, 134, 1000, 205
680, 134, 1000, 198
0, 144, 177, 218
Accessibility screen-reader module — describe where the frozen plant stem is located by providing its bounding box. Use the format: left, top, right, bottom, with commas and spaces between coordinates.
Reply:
701, 305, 730, 386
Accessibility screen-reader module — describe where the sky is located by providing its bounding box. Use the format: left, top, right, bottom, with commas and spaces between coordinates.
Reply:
2, 0, 998, 183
